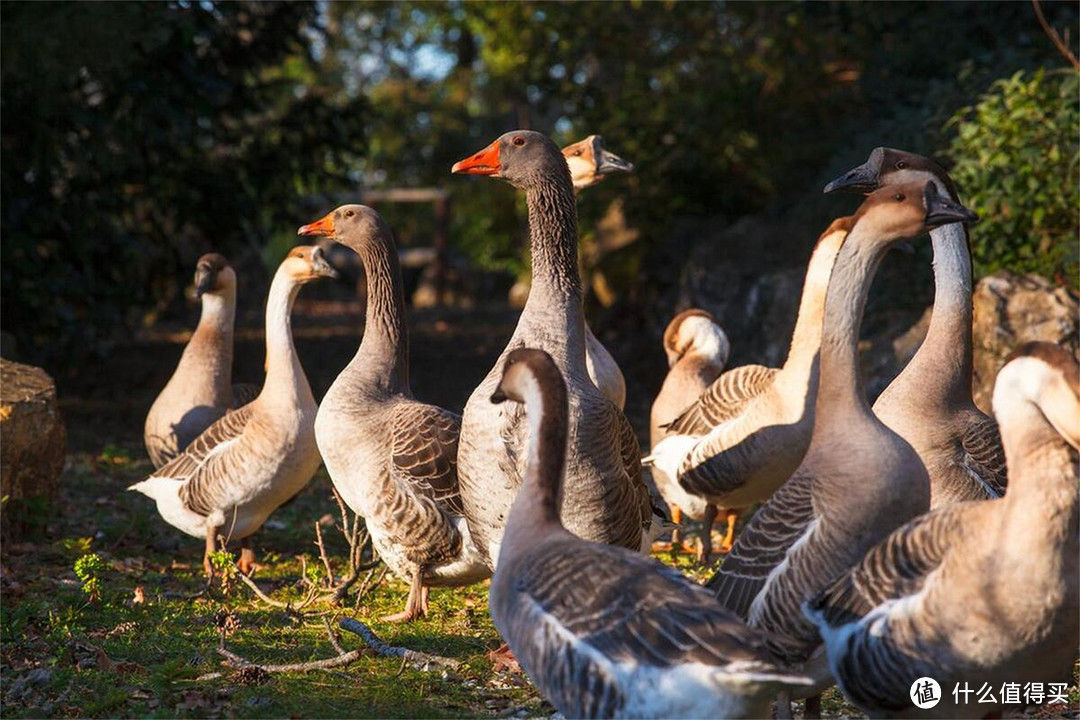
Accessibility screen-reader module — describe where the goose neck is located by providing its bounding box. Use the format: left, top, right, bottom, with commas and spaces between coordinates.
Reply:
353, 238, 410, 394
263, 268, 305, 398
782, 229, 845, 381
814, 227, 887, 426
185, 289, 236, 387
505, 376, 568, 539
523, 177, 583, 309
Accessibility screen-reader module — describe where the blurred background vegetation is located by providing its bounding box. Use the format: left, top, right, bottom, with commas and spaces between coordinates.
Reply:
2, 0, 1077, 371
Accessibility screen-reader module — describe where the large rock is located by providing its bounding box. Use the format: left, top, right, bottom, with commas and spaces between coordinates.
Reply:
971, 271, 1079, 413
1, 358, 66, 539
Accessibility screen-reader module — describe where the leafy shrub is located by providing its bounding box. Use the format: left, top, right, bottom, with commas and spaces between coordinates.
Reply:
945, 69, 1079, 285
73, 553, 106, 603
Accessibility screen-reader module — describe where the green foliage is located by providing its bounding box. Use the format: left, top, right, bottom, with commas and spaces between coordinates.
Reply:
74, 552, 106, 602
945, 69, 1079, 284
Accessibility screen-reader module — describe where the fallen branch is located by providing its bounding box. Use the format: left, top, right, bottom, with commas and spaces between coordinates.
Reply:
338, 617, 460, 671
207, 618, 363, 676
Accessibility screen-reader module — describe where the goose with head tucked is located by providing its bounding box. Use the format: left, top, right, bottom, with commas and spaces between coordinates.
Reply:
706, 182, 977, 715
488, 348, 813, 719
130, 246, 335, 576
299, 205, 488, 622
805, 342, 1079, 719
648, 309, 732, 561
825, 147, 1007, 507
451, 130, 656, 571
144, 253, 259, 468
644, 216, 851, 523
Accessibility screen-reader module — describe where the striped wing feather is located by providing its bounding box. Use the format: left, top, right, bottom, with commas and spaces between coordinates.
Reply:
168, 405, 255, 517
707, 472, 815, 619
665, 364, 777, 435
960, 415, 1007, 498
390, 403, 464, 516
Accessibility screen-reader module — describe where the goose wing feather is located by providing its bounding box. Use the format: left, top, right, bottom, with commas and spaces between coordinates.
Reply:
167, 405, 255, 517
390, 402, 464, 516
960, 415, 1007, 498
665, 364, 777, 435
156, 404, 253, 484
707, 472, 815, 619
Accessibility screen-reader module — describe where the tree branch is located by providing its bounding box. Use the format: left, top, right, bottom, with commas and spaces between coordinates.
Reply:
1032, 0, 1080, 70
338, 618, 461, 670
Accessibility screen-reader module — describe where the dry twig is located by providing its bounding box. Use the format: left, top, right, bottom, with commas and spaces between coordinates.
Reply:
204, 618, 363, 677
338, 617, 460, 671
1032, 0, 1080, 70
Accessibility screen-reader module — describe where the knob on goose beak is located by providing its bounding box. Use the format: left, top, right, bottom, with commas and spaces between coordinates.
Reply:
193, 264, 216, 298
298, 213, 335, 237
592, 136, 634, 176
490, 387, 508, 404
923, 182, 979, 228
452, 140, 501, 175
824, 147, 885, 194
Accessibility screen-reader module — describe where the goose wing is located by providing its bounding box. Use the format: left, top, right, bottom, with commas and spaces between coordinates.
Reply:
390, 402, 464, 516
707, 472, 815, 619
960, 415, 1007, 498
664, 364, 777, 435
168, 405, 255, 517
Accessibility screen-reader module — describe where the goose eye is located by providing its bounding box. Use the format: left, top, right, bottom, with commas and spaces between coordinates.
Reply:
572, 149, 582, 156
893, 193, 905, 202
512, 136, 525, 147
896, 161, 908, 169
345, 209, 355, 218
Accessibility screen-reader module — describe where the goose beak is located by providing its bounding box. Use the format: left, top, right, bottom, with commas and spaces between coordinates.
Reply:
593, 136, 634, 176
824, 148, 885, 194
452, 141, 501, 176
490, 387, 508, 404
193, 265, 216, 298
310, 247, 339, 279
298, 214, 335, 237
924, 183, 979, 228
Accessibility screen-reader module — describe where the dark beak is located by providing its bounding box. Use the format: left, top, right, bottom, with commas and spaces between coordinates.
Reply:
490, 387, 507, 404
824, 148, 885, 194
311, 247, 340, 279
193, 265, 216, 298
924, 183, 979, 228
593, 136, 634, 176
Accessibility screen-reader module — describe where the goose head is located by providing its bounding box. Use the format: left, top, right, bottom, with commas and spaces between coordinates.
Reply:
298, 204, 394, 256
993, 342, 1080, 451
452, 130, 569, 191
849, 181, 977, 247
662, 309, 731, 369
824, 147, 960, 201
193, 253, 236, 298
280, 245, 338, 283
491, 348, 567, 408
561, 135, 634, 190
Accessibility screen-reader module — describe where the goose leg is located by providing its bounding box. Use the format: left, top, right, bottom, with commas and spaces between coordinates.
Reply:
381, 570, 426, 623
237, 536, 257, 576
774, 690, 793, 720
697, 504, 718, 564
720, 508, 740, 554
203, 525, 218, 579
804, 694, 822, 719
670, 505, 683, 547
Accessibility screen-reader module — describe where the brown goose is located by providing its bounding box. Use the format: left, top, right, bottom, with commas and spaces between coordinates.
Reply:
644, 217, 850, 516
144, 253, 259, 468
649, 309, 731, 560
706, 182, 977, 714
488, 348, 812, 719
130, 247, 334, 576
299, 206, 488, 622
806, 342, 1079, 719
451, 130, 655, 571
825, 147, 1007, 506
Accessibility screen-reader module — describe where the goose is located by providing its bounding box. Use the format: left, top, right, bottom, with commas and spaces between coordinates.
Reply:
644, 216, 852, 516
649, 309, 732, 561
451, 130, 656, 571
488, 347, 813, 719
825, 147, 1007, 506
144, 253, 259, 468
805, 342, 1079, 719
298, 205, 488, 622
566, 134, 634, 409
706, 182, 977, 716
129, 246, 334, 576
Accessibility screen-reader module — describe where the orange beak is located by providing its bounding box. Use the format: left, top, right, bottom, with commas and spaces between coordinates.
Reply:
298, 213, 335, 237
451, 140, 501, 175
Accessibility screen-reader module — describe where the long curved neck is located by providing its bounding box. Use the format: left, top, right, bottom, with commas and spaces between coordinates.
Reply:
782, 231, 845, 378
352, 238, 410, 395
183, 287, 236, 392
263, 269, 304, 399
889, 222, 974, 407
815, 226, 889, 427
521, 174, 587, 363
506, 376, 568, 537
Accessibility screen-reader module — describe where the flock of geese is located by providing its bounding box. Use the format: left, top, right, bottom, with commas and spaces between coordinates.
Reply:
131, 131, 1078, 719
